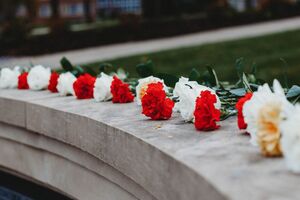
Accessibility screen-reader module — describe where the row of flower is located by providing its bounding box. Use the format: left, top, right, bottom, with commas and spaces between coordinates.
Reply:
0, 64, 299, 174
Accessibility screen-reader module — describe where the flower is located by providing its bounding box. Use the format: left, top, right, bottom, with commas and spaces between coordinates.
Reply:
235, 93, 253, 130
243, 79, 292, 157
27, 65, 51, 90
281, 105, 300, 173
110, 76, 134, 103
141, 82, 174, 120
57, 72, 77, 96
0, 67, 20, 89
73, 73, 96, 99
93, 73, 113, 102
136, 76, 167, 105
173, 77, 221, 122
18, 72, 29, 89
48, 72, 59, 93
194, 90, 221, 131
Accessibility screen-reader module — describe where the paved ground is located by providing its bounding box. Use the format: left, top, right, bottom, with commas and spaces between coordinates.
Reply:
2, 16, 300, 69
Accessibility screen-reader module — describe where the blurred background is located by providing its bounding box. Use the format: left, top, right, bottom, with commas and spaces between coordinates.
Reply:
1, 0, 300, 84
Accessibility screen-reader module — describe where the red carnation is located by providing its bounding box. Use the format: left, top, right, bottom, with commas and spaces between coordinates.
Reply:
48, 72, 59, 93
235, 93, 253, 130
194, 90, 221, 131
141, 82, 174, 120
73, 73, 96, 99
110, 76, 134, 103
18, 72, 29, 89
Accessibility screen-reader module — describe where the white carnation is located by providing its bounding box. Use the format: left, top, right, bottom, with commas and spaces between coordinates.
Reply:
173, 77, 221, 122
281, 104, 300, 173
0, 66, 21, 89
135, 76, 168, 105
93, 72, 113, 102
57, 72, 77, 96
243, 79, 292, 146
28, 65, 51, 90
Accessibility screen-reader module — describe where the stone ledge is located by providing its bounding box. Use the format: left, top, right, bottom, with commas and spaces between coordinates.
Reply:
0, 122, 155, 200
0, 89, 299, 200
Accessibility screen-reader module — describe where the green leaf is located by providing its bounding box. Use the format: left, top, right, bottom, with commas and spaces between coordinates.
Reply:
280, 58, 289, 89
99, 63, 113, 73
84, 66, 97, 77
75, 65, 84, 74
156, 73, 179, 87
29, 61, 34, 68
242, 73, 252, 92
206, 66, 220, 87
71, 69, 79, 77
293, 95, 300, 104
60, 57, 74, 72
248, 74, 256, 83
286, 85, 300, 98
189, 68, 201, 82
136, 60, 154, 78
251, 62, 257, 75
220, 109, 237, 121
235, 57, 244, 79
229, 88, 246, 97
249, 83, 259, 91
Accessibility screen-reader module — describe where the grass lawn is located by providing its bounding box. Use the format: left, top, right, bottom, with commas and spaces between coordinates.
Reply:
87, 29, 300, 86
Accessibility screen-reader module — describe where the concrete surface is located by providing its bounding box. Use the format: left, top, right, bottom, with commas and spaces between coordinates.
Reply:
0, 122, 155, 200
0, 89, 299, 200
2, 16, 300, 68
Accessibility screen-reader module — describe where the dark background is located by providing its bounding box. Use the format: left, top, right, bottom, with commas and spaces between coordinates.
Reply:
1, 0, 300, 56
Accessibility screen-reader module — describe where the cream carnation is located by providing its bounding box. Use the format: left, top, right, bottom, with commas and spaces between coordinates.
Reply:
57, 72, 77, 96
28, 65, 51, 90
0, 66, 20, 89
93, 72, 113, 102
173, 77, 221, 122
243, 79, 292, 157
136, 76, 167, 105
281, 104, 300, 173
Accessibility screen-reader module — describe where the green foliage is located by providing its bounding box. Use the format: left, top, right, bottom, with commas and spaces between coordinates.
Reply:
99, 63, 113, 74
60, 57, 74, 72
229, 88, 246, 97
280, 58, 290, 89
135, 60, 178, 87
189, 68, 201, 82
60, 57, 97, 77
88, 29, 300, 86
287, 85, 300, 98
156, 73, 178, 87
136, 60, 154, 78
60, 54, 300, 120
207, 66, 220, 87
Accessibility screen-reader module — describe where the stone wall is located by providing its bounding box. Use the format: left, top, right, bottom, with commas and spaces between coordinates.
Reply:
0, 89, 299, 200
